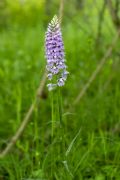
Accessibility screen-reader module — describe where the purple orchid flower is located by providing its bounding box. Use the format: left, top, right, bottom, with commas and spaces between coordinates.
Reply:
45, 15, 69, 91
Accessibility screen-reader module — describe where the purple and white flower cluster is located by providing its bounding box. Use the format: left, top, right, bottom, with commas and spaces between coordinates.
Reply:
45, 15, 69, 91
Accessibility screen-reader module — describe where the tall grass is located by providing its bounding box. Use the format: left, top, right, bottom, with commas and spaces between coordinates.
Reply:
0, 19, 120, 179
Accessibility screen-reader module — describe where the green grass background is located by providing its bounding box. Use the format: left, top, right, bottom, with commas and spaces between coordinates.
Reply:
0, 0, 120, 179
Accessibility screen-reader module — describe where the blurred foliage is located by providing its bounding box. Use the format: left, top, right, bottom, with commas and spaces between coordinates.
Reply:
0, 0, 120, 179
0, 0, 9, 27
0, 0, 45, 27
7, 0, 45, 25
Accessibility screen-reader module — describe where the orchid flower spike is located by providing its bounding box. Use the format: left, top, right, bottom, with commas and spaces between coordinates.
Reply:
45, 15, 69, 91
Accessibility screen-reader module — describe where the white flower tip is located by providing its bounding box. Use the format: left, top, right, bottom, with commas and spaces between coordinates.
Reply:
50, 15, 59, 27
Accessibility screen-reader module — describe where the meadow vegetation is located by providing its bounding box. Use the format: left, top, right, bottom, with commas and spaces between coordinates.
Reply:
0, 0, 120, 179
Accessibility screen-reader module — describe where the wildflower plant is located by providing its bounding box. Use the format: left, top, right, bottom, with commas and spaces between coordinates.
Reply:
45, 15, 69, 91
45, 16, 68, 176
45, 15, 68, 144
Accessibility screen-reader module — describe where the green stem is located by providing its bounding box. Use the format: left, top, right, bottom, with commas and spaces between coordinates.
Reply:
58, 87, 63, 127
51, 90, 55, 178
51, 90, 54, 138
57, 87, 65, 157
